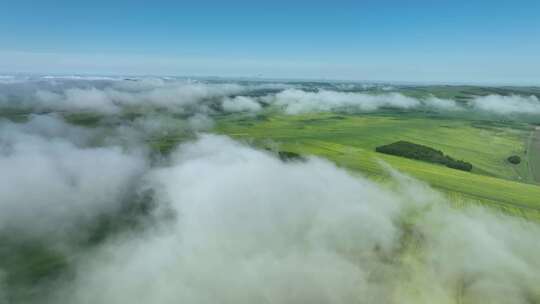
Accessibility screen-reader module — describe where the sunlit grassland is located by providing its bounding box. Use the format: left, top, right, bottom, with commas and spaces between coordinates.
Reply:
528, 128, 540, 183
216, 111, 540, 220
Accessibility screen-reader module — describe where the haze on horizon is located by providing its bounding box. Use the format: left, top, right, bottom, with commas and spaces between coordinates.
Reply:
1, 0, 539, 85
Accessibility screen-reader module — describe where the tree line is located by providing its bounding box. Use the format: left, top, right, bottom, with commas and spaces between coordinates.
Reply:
376, 141, 473, 172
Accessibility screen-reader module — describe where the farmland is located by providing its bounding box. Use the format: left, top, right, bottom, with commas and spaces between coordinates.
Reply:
529, 127, 540, 182
217, 111, 540, 219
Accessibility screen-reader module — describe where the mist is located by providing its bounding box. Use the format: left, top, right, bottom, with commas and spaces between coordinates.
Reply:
2, 77, 540, 119
265, 89, 421, 114
1, 77, 540, 303
0, 116, 147, 239
470, 94, 540, 115
32, 81, 244, 114
42, 135, 539, 304
222, 96, 262, 113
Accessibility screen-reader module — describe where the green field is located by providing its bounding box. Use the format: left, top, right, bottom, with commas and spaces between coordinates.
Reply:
529, 127, 540, 182
217, 111, 540, 220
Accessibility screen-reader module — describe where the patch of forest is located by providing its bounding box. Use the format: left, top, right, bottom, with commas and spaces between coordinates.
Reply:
376, 141, 473, 171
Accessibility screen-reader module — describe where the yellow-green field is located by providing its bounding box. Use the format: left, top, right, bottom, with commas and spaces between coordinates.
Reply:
217, 112, 540, 220
529, 127, 540, 182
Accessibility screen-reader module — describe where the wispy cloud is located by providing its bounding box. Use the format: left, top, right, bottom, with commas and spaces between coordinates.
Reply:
470, 94, 540, 115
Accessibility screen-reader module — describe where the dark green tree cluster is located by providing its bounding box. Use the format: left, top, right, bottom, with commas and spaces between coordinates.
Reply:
278, 151, 305, 162
507, 155, 521, 164
375, 141, 473, 172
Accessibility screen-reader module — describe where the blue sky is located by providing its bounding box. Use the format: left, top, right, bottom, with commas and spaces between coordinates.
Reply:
1, 0, 539, 84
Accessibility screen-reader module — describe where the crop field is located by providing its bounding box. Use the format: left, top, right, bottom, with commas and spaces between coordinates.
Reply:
528, 127, 540, 182
217, 111, 540, 219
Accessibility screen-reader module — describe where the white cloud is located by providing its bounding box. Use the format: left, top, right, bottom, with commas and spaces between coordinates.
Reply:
222, 96, 262, 112
52, 135, 540, 304
31, 80, 246, 113
470, 94, 540, 115
0, 116, 146, 238
64, 87, 119, 113
267, 89, 421, 114
35, 88, 118, 113
121, 82, 243, 109
0, 105, 538, 303
12, 78, 540, 118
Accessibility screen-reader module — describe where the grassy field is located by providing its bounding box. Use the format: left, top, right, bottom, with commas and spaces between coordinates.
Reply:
216, 111, 540, 220
528, 127, 540, 182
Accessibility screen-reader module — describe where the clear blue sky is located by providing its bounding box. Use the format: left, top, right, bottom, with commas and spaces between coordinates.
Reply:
1, 0, 539, 84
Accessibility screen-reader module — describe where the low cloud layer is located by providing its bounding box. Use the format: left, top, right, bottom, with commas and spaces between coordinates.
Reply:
43, 135, 539, 304
470, 94, 540, 115
0, 109, 538, 303
33, 81, 244, 114
0, 116, 147, 238
31, 86, 464, 115
2, 77, 540, 118
266, 89, 422, 114
222, 96, 262, 113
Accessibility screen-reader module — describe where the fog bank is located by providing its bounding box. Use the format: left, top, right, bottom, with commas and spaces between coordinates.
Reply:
470, 94, 540, 115
50, 135, 540, 304
2, 77, 540, 118
0, 116, 147, 238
